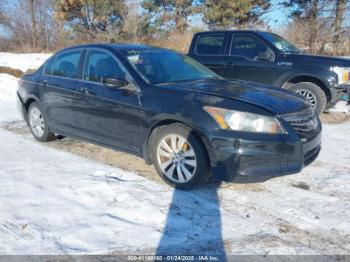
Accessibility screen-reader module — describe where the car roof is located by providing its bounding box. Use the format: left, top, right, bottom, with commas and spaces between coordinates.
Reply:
59, 43, 172, 53
194, 30, 267, 35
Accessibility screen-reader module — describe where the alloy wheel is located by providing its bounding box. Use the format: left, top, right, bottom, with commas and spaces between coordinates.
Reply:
296, 89, 317, 108
156, 134, 197, 183
29, 107, 45, 138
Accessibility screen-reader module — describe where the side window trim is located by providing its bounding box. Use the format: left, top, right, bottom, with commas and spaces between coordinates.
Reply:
229, 33, 275, 62
43, 56, 56, 76
77, 49, 86, 80
82, 48, 135, 85
194, 33, 229, 57
43, 49, 84, 79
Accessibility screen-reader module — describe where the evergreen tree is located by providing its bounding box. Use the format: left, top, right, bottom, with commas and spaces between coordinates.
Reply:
54, 0, 127, 40
201, 0, 271, 29
141, 0, 199, 34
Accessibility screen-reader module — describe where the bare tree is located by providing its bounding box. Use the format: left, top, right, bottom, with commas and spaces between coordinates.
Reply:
308, 0, 318, 53
333, 0, 347, 55
29, 0, 38, 48
0, 0, 59, 51
124, 0, 141, 43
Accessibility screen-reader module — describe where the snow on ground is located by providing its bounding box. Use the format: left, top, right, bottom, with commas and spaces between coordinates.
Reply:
0, 73, 21, 123
0, 53, 350, 255
328, 101, 349, 113
0, 73, 18, 101
0, 52, 51, 72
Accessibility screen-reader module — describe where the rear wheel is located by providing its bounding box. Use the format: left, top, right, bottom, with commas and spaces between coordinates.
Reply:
288, 82, 327, 114
150, 123, 210, 190
28, 102, 56, 142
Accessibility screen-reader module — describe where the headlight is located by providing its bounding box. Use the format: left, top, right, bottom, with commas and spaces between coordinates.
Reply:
204, 106, 286, 134
331, 66, 350, 85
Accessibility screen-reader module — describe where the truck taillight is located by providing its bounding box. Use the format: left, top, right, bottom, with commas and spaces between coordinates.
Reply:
343, 71, 349, 83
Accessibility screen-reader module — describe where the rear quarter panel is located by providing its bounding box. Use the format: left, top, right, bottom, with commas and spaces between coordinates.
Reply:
17, 69, 43, 109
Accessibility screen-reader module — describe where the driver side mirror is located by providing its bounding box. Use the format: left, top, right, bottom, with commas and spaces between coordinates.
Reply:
102, 77, 129, 88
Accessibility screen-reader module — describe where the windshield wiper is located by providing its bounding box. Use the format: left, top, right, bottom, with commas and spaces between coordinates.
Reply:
206, 76, 222, 80
280, 48, 302, 54
155, 79, 199, 85
156, 77, 220, 85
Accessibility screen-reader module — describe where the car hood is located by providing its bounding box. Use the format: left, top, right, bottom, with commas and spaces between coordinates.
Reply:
167, 79, 309, 115
286, 53, 350, 67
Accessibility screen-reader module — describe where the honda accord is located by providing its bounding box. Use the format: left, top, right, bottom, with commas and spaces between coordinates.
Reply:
17, 44, 322, 189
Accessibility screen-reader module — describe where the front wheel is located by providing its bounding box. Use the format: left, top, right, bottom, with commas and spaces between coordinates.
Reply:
150, 123, 210, 190
28, 102, 56, 142
288, 82, 327, 115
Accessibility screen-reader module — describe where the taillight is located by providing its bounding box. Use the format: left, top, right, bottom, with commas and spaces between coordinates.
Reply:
17, 79, 23, 89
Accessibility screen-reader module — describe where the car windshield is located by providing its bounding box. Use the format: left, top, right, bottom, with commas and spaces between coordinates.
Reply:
121, 49, 221, 85
259, 32, 302, 53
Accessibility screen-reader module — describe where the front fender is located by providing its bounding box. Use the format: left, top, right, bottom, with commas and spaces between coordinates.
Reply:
276, 66, 337, 90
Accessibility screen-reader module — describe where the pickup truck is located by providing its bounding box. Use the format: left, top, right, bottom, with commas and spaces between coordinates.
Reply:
188, 30, 350, 114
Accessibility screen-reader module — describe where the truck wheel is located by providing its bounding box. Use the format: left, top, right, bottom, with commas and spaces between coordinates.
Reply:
150, 123, 211, 190
289, 82, 327, 114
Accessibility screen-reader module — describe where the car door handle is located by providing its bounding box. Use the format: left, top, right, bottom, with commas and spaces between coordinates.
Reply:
79, 87, 95, 95
224, 62, 235, 67
42, 80, 48, 87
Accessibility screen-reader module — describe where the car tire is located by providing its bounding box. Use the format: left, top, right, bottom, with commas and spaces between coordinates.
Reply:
150, 123, 211, 190
28, 102, 56, 142
288, 82, 327, 115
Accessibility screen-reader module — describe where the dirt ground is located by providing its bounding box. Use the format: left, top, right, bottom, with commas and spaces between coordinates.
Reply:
319, 112, 350, 123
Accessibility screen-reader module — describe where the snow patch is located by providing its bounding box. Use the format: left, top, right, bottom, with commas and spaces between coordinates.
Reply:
0, 73, 19, 101
0, 52, 51, 72
328, 101, 349, 113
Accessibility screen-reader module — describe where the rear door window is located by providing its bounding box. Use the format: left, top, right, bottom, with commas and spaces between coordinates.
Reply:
230, 35, 269, 60
46, 50, 82, 79
195, 34, 226, 55
83, 50, 126, 83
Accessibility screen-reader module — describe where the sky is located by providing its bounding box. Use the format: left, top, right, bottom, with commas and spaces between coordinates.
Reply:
263, 0, 291, 28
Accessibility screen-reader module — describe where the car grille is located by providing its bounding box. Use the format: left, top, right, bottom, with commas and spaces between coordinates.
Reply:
280, 108, 320, 139
304, 145, 321, 166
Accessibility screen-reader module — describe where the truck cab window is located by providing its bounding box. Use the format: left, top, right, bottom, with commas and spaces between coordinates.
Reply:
231, 36, 271, 61
196, 34, 225, 55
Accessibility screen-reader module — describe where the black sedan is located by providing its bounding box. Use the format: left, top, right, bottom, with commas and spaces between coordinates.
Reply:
17, 44, 322, 189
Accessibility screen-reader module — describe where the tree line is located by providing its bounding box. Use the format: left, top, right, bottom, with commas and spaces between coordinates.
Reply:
0, 0, 349, 55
